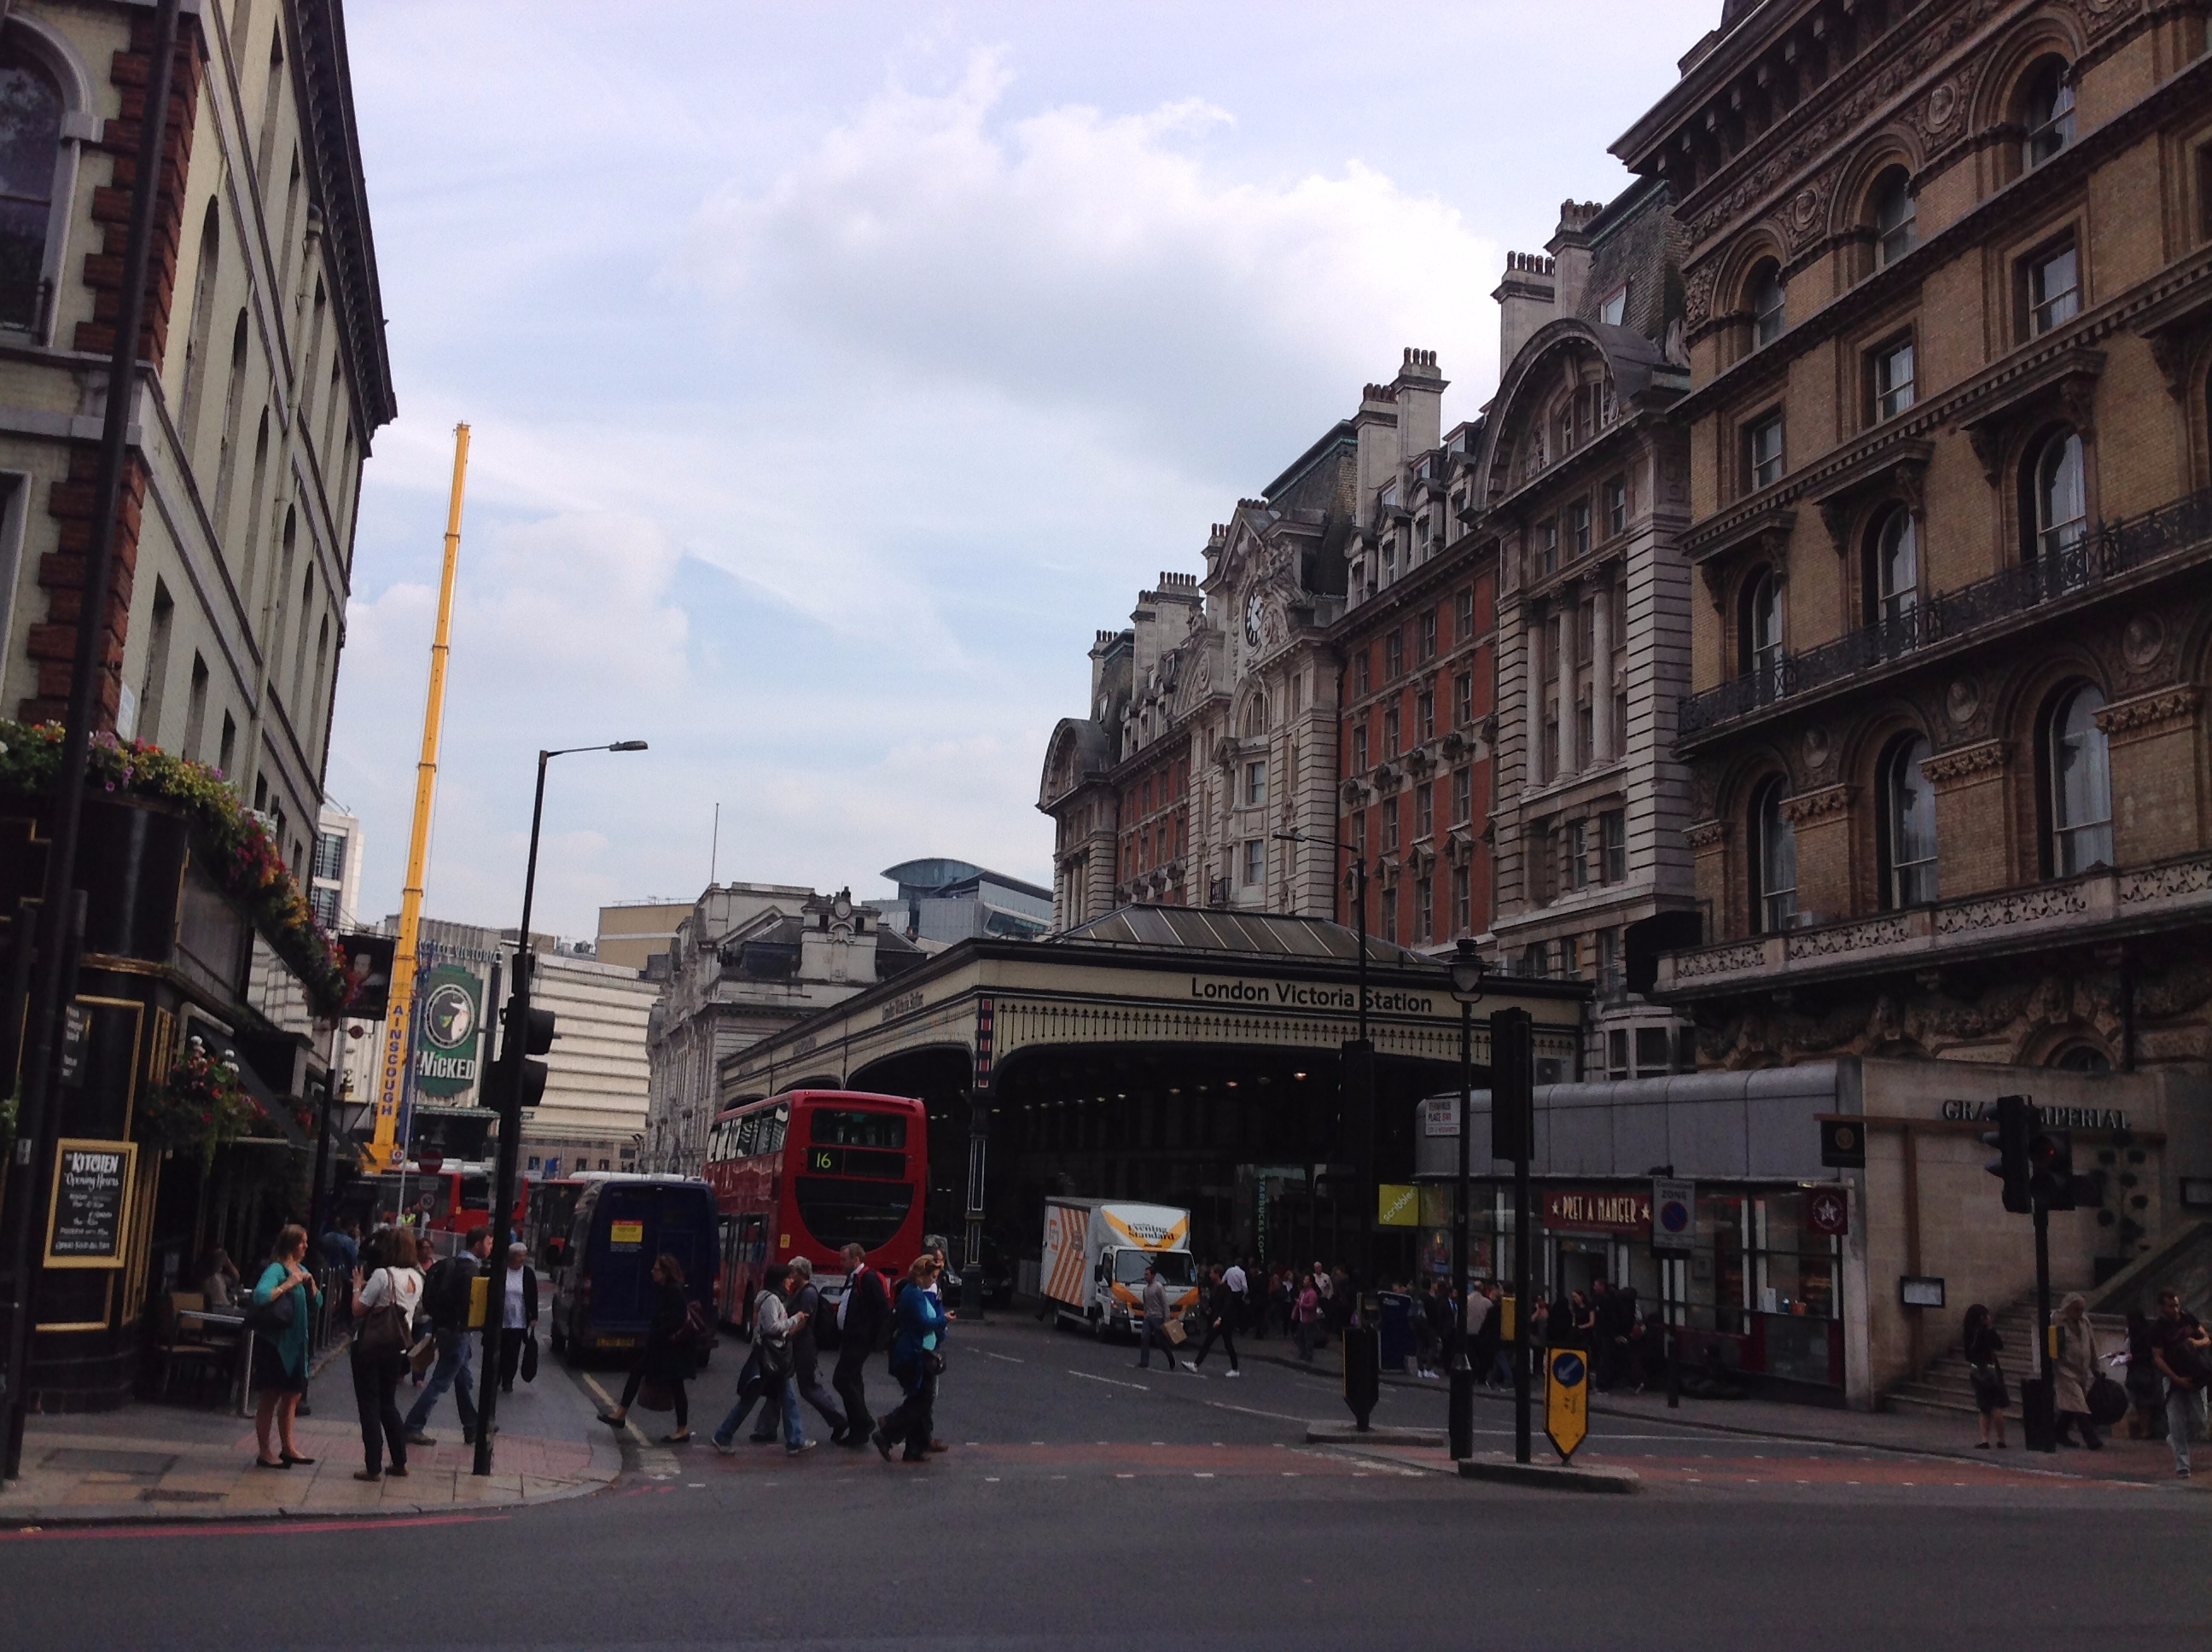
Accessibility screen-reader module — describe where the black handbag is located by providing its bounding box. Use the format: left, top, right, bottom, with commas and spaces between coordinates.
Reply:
243, 1287, 296, 1335
2087, 1372, 2128, 1425
521, 1331, 540, 1384
1969, 1362, 2009, 1411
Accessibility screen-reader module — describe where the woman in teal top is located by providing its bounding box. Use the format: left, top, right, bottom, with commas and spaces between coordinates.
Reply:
251, 1224, 321, 1469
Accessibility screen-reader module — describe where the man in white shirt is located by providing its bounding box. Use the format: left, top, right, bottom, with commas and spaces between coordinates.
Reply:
1223, 1259, 1249, 1335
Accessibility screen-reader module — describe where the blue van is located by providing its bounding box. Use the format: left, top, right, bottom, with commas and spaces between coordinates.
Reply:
548, 1176, 719, 1362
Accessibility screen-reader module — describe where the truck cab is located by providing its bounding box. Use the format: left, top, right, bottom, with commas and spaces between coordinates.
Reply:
1095, 1245, 1198, 1336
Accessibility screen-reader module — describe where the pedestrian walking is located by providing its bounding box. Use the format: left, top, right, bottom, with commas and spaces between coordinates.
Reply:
2150, 1287, 2211, 1478
599, 1254, 697, 1444
248, 1225, 321, 1469
763, 1257, 845, 1443
711, 1264, 811, 1453
1223, 1257, 1249, 1337
1136, 1263, 1175, 1370
2051, 1292, 2104, 1450
405, 1225, 492, 1447
832, 1242, 889, 1447
2122, 1312, 2166, 1439
1185, 1263, 1242, 1376
348, 1227, 422, 1481
874, 1254, 949, 1463
920, 1236, 954, 1454
1293, 1274, 1320, 1363
495, 1243, 538, 1393
1418, 1279, 1451, 1379
1963, 1303, 2009, 1449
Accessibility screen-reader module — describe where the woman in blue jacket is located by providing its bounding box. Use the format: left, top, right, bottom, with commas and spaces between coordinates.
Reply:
872, 1254, 946, 1463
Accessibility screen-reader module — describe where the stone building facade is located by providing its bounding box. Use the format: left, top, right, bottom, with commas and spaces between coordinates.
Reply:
1617, 0, 2212, 1077
1467, 186, 1704, 1080
0, 2, 393, 877
640, 882, 923, 1173
1039, 416, 1355, 927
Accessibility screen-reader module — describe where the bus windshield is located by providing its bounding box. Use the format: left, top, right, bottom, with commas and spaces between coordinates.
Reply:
1115, 1250, 1196, 1287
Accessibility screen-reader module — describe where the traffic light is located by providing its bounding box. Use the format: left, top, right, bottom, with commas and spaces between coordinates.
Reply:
1490, 1007, 1534, 1163
1982, 1094, 2031, 1213
2028, 1128, 2075, 1211
482, 1000, 556, 1115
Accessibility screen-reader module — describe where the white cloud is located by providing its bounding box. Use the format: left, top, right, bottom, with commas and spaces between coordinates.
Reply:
684, 52, 1500, 465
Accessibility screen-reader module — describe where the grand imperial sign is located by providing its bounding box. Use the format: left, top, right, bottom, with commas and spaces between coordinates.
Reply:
720, 905, 1586, 1104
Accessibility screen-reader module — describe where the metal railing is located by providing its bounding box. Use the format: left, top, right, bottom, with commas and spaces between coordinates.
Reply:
1680, 484, 2212, 738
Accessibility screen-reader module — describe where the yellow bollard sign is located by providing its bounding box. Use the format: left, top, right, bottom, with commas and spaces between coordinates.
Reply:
1545, 1347, 1590, 1463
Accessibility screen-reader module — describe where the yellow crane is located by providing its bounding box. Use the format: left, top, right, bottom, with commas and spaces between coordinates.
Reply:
366, 424, 470, 1172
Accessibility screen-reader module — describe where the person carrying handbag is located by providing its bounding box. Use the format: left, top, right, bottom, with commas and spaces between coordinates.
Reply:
349, 1227, 423, 1481
2052, 1293, 2104, 1450
708, 1264, 810, 1453
873, 1254, 948, 1463
1963, 1304, 2009, 1449
248, 1225, 321, 1470
600, 1254, 698, 1444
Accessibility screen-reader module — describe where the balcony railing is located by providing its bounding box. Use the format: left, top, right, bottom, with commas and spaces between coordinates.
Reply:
1679, 483, 2212, 739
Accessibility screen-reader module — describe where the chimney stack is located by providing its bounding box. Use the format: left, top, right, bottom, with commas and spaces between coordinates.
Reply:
1493, 251, 1557, 371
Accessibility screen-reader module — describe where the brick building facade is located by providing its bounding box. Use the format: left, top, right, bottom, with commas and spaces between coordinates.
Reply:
1616, 0, 2212, 1078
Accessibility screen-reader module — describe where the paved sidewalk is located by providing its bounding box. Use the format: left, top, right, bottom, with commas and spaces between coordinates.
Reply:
3, 1350, 622, 1527
1232, 1335, 2203, 1487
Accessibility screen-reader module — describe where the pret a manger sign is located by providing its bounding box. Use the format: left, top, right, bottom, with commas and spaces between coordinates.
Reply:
1543, 1188, 1651, 1235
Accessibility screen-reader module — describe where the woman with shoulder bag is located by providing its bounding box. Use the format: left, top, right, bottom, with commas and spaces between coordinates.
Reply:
598, 1254, 697, 1444
872, 1255, 948, 1463
2052, 1293, 2105, 1450
248, 1225, 321, 1469
708, 1264, 809, 1453
349, 1227, 424, 1481
1964, 1303, 2009, 1449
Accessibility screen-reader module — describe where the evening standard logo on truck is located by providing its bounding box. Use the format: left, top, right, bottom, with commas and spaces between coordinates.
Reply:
1042, 1198, 1198, 1335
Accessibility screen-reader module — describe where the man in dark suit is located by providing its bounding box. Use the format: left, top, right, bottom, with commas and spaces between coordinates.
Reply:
831, 1242, 890, 1447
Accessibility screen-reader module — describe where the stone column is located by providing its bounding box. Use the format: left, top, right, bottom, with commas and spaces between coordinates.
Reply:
1591, 576, 1615, 765
1556, 587, 1578, 777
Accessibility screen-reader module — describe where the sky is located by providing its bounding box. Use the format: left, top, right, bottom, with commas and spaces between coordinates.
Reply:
327, 0, 1719, 940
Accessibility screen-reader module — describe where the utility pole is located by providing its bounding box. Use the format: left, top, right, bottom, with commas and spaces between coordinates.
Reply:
1492, 1006, 1535, 1466
2, 0, 178, 1483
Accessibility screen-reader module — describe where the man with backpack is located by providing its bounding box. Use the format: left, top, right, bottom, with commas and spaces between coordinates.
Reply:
405, 1226, 492, 1447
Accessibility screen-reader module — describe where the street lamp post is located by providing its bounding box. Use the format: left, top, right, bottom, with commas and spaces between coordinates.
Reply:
473, 740, 645, 1478
1446, 939, 1487, 1462
1272, 829, 1370, 1268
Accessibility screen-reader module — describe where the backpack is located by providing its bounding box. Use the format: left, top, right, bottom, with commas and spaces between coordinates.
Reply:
424, 1256, 473, 1329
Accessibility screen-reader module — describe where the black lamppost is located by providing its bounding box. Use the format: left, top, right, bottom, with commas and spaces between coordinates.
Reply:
1446, 939, 1487, 1461
1272, 829, 1371, 1266
474, 739, 646, 1478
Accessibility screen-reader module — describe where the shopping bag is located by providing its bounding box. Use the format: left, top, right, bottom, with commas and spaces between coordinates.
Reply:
1164, 1319, 1188, 1346
521, 1332, 540, 1384
636, 1376, 675, 1413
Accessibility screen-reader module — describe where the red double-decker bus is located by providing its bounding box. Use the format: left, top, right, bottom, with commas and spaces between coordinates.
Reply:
701, 1088, 928, 1331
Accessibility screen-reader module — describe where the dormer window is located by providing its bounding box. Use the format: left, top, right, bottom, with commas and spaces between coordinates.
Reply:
1872, 168, 1917, 267
2023, 60, 2075, 168
1599, 286, 1627, 327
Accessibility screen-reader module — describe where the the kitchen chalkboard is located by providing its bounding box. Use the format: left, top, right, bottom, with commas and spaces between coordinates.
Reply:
44, 1139, 138, 1268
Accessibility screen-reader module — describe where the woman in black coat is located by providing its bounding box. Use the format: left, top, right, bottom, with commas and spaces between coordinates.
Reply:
1964, 1303, 2008, 1449
597, 1254, 695, 1443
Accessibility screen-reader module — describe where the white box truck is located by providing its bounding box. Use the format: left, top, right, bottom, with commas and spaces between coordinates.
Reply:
1039, 1197, 1200, 1336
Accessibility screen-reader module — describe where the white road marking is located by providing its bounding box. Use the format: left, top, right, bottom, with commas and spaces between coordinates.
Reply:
1070, 1370, 1150, 1392
1205, 1400, 1307, 1423
984, 1352, 1025, 1364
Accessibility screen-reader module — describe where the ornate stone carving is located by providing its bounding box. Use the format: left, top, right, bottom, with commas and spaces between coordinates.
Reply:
1921, 739, 2007, 784
1684, 818, 1730, 851
1683, 262, 1720, 332
2122, 612, 2167, 672
2095, 685, 2201, 742
2119, 852, 2212, 906
1936, 881, 2090, 936
1944, 678, 1981, 729
1802, 725, 1836, 778
1786, 913, 1915, 962
1779, 783, 1852, 823
1674, 939, 1768, 981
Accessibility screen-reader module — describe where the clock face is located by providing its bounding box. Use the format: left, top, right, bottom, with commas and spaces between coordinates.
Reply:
1244, 593, 1265, 647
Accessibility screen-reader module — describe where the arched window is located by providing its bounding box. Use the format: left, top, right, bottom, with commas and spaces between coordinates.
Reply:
1880, 734, 1937, 907
2031, 427, 2087, 567
1738, 567, 1782, 689
2051, 1044, 2111, 1073
1871, 167, 1916, 267
1750, 777, 1797, 933
179, 201, 222, 453
2022, 58, 2075, 168
2047, 684, 2111, 875
1748, 259, 1786, 348
1866, 506, 1918, 629
0, 39, 65, 333
1239, 694, 1266, 739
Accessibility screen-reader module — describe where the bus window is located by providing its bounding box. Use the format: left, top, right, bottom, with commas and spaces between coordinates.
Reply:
794, 1176, 911, 1250
811, 1108, 909, 1149
460, 1175, 492, 1212
735, 1112, 760, 1156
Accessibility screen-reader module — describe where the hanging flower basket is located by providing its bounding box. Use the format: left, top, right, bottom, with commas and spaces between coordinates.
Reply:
137, 1035, 263, 1172
0, 721, 359, 1017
